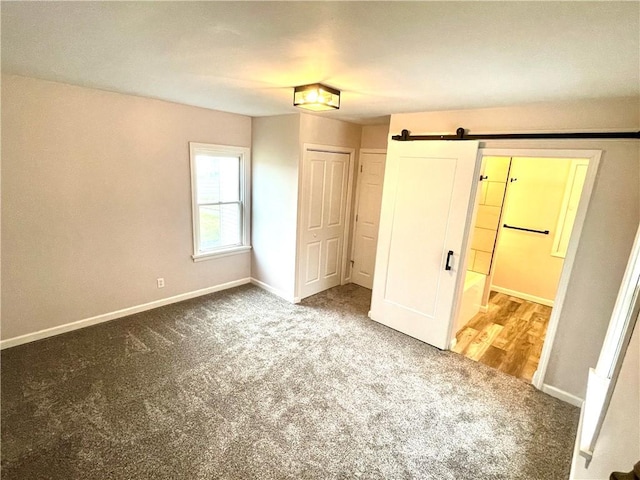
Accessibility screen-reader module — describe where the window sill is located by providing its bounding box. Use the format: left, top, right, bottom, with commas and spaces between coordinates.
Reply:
192, 245, 252, 262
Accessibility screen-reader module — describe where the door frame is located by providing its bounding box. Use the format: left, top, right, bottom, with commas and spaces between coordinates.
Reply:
349, 148, 387, 287
294, 143, 356, 302
455, 147, 602, 396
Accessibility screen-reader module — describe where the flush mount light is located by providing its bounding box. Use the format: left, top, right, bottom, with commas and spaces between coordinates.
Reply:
293, 83, 340, 111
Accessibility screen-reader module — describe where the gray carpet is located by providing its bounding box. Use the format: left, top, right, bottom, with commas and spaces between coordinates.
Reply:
1, 284, 579, 479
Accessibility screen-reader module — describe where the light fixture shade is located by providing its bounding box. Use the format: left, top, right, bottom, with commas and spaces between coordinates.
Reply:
293, 83, 340, 111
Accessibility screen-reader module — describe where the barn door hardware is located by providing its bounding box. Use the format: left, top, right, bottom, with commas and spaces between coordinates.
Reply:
392, 127, 640, 142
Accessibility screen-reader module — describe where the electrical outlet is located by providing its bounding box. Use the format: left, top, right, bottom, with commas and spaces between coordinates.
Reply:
157, 278, 165, 288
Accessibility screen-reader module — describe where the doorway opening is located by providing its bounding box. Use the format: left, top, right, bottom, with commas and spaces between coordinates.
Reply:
452, 154, 593, 383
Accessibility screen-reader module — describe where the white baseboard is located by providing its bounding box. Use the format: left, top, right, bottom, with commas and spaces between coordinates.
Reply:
450, 338, 458, 350
479, 304, 489, 313
249, 277, 296, 303
491, 286, 554, 307
542, 383, 584, 408
0, 277, 251, 350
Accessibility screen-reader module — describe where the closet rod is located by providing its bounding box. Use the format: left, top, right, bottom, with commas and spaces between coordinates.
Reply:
392, 127, 640, 142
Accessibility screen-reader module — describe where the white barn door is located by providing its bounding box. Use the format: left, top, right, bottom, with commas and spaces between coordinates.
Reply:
298, 149, 351, 299
370, 140, 480, 350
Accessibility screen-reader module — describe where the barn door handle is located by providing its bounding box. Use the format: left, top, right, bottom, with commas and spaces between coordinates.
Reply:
445, 250, 454, 271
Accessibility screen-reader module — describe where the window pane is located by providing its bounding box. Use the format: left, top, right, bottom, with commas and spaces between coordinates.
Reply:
195, 154, 240, 204
198, 204, 241, 251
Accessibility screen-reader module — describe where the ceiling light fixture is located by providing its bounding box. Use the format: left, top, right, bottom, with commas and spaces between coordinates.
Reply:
293, 83, 340, 111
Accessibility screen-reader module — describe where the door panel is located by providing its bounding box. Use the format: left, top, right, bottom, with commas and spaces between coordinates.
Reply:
299, 150, 350, 299
325, 238, 339, 277
308, 160, 325, 228
305, 242, 321, 283
352, 152, 387, 289
384, 156, 457, 315
327, 161, 345, 226
370, 141, 480, 350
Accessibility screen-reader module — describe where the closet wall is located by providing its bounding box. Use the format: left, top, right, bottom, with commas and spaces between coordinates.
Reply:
251, 113, 361, 302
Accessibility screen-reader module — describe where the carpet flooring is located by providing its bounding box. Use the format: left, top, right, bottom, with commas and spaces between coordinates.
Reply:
1, 284, 579, 479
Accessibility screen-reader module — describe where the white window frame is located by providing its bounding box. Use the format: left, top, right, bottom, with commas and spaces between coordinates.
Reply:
189, 142, 251, 262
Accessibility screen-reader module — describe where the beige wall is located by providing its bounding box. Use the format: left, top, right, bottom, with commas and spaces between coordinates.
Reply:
361, 124, 390, 150
491, 157, 572, 302
1, 75, 252, 340
251, 113, 362, 301
389, 97, 640, 398
251, 115, 301, 300
299, 114, 362, 150
570, 326, 639, 479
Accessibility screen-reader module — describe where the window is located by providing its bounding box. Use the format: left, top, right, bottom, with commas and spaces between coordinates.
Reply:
189, 143, 250, 261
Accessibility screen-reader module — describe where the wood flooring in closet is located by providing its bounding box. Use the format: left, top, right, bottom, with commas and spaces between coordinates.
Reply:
452, 291, 551, 383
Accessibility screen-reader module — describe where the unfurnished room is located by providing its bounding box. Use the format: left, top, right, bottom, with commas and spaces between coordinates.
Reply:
1, 2, 639, 479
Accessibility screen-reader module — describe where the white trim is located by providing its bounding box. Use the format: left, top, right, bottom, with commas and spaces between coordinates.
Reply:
0, 278, 251, 350
541, 383, 584, 408
479, 304, 489, 313
250, 277, 296, 303
579, 224, 640, 459
491, 285, 554, 307
192, 245, 251, 262
189, 142, 252, 258
570, 408, 587, 478
476, 148, 601, 393
551, 159, 589, 259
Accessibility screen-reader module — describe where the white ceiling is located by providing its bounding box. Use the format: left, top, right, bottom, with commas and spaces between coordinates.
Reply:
2, 1, 639, 125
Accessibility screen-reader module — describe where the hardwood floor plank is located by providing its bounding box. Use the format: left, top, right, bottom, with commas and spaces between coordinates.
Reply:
536, 304, 553, 317
521, 358, 538, 383
479, 345, 506, 369
454, 291, 552, 383
514, 301, 537, 321
465, 311, 493, 331
528, 333, 545, 362
530, 311, 551, 337
501, 334, 534, 378
453, 327, 479, 353
490, 292, 509, 307
492, 300, 522, 326
463, 323, 503, 361
493, 317, 530, 350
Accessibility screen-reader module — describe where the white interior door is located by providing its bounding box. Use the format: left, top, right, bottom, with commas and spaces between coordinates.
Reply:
370, 140, 480, 350
351, 151, 386, 289
299, 149, 350, 299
